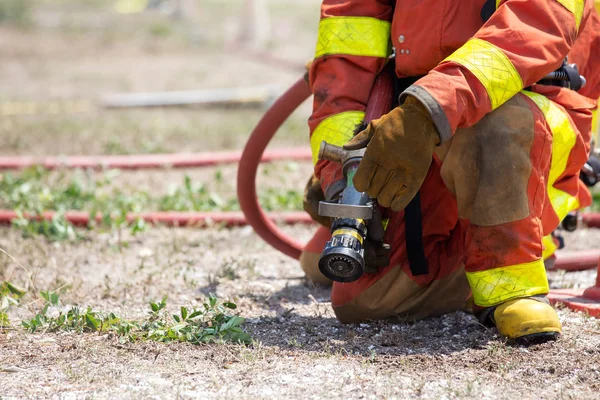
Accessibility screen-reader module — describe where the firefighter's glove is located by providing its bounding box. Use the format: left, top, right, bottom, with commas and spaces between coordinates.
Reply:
363, 207, 391, 273
344, 96, 440, 211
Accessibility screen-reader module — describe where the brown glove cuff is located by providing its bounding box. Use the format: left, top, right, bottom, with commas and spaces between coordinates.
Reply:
401, 86, 452, 144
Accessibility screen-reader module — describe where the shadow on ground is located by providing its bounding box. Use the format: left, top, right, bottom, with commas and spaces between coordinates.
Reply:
241, 281, 495, 358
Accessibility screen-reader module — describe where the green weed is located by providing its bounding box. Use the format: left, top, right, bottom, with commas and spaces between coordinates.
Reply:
12, 210, 78, 241
22, 291, 251, 345
0, 168, 151, 240
148, 21, 173, 38
0, 0, 33, 26
0, 168, 303, 240
592, 190, 600, 211
259, 188, 303, 211
0, 281, 27, 328
158, 175, 238, 212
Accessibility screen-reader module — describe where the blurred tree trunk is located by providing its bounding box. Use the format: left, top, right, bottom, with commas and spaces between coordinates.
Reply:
238, 0, 271, 49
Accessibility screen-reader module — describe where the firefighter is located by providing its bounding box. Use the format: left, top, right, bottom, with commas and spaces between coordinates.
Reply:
301, 0, 600, 341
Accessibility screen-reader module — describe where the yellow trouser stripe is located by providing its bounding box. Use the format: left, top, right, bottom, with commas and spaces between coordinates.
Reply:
310, 111, 365, 165
466, 259, 549, 307
444, 38, 523, 111
542, 235, 558, 260
315, 17, 391, 59
556, 0, 584, 29
523, 91, 580, 221
592, 107, 598, 148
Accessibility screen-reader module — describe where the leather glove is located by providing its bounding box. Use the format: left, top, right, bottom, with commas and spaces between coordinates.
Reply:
362, 206, 391, 273
344, 96, 440, 211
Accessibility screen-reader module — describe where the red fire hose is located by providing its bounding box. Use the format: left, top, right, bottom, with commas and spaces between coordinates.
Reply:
0, 148, 312, 170
553, 250, 600, 271
0, 210, 313, 227
237, 68, 395, 260
237, 77, 313, 259
582, 212, 600, 228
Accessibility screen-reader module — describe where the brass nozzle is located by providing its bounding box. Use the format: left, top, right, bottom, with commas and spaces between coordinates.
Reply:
318, 141, 346, 164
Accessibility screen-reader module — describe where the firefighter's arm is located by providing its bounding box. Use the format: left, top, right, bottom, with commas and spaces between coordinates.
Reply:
309, 0, 393, 195
402, 0, 595, 142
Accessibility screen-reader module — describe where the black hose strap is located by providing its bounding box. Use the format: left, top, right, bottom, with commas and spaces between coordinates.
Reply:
405, 191, 429, 276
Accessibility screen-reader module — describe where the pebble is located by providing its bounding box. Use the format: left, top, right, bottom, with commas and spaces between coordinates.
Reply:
1, 366, 26, 373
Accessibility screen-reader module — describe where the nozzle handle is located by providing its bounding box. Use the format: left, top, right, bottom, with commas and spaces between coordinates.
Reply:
318, 141, 346, 164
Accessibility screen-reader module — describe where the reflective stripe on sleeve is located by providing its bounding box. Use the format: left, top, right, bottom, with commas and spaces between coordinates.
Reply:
443, 38, 523, 111
523, 91, 580, 221
493, 0, 583, 29
310, 111, 365, 165
592, 107, 598, 147
466, 259, 549, 307
555, 0, 584, 29
315, 17, 391, 59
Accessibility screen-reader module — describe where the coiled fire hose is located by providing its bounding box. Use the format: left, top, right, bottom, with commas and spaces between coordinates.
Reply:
237, 69, 395, 260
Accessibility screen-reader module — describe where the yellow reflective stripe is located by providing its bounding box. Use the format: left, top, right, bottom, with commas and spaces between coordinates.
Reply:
493, 0, 583, 29
444, 38, 523, 111
466, 259, 549, 307
310, 111, 365, 165
556, 0, 584, 29
315, 17, 391, 59
592, 107, 598, 148
542, 235, 558, 260
523, 91, 580, 221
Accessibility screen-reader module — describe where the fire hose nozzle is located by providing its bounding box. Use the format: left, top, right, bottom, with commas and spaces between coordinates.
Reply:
316, 142, 373, 283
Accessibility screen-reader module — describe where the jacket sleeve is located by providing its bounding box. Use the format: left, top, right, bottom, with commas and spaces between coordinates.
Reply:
402, 0, 595, 143
309, 0, 393, 192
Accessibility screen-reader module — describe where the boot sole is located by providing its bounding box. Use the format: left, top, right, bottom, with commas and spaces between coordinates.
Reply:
512, 331, 560, 345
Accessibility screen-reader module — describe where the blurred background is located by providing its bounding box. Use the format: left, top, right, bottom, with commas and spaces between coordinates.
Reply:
0, 0, 320, 156
0, 0, 326, 240
0, 0, 596, 236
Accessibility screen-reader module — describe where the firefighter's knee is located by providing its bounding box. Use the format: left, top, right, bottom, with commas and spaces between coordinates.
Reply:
439, 95, 536, 226
299, 250, 332, 286
332, 265, 471, 324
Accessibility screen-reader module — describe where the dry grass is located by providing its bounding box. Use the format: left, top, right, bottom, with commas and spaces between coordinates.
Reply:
1, 1, 600, 399
1, 225, 599, 399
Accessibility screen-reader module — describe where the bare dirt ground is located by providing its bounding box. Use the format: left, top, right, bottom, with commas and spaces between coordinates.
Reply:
1, 1, 600, 399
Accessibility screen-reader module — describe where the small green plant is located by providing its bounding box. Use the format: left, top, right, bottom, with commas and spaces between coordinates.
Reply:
0, 168, 151, 240
12, 210, 78, 241
0, 0, 33, 26
0, 281, 27, 328
592, 191, 600, 211
158, 175, 238, 212
0, 168, 303, 240
259, 188, 303, 211
22, 292, 250, 345
218, 258, 241, 281
148, 21, 173, 38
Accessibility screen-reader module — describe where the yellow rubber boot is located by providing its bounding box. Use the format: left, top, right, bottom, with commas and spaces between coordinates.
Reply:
492, 298, 562, 341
